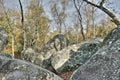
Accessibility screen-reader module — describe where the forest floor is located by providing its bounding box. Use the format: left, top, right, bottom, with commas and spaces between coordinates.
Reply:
59, 71, 74, 80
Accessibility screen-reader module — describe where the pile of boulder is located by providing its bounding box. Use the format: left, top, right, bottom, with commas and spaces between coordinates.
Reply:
53, 40, 101, 73
1, 25, 120, 80
70, 26, 120, 80
0, 27, 63, 80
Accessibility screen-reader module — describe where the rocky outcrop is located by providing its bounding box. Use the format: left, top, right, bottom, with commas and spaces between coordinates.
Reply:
102, 26, 120, 46
70, 26, 120, 80
42, 38, 102, 74
0, 56, 63, 80
42, 44, 80, 73
21, 34, 69, 68
0, 27, 63, 80
35, 37, 103, 79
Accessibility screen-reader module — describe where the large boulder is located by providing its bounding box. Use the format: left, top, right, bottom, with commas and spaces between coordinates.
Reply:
21, 48, 44, 67
0, 56, 63, 80
102, 26, 120, 46
43, 38, 102, 74
21, 47, 60, 69
54, 41, 101, 73
21, 34, 69, 68
42, 34, 69, 52
0, 52, 13, 59
70, 27, 120, 80
42, 44, 80, 74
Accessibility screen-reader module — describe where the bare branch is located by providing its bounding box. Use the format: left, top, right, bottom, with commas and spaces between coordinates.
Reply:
73, 0, 86, 40
18, 0, 24, 23
100, 0, 106, 6
83, 0, 120, 25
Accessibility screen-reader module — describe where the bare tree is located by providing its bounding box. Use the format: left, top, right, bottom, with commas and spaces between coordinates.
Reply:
83, 0, 120, 25
60, 0, 68, 33
51, 1, 68, 34
51, 3, 62, 33
73, 0, 86, 40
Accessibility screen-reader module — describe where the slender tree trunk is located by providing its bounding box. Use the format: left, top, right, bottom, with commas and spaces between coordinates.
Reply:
35, 24, 38, 49
34, 0, 41, 49
91, 0, 95, 38
76, 33, 79, 44
85, 6, 91, 39
18, 0, 27, 51
83, 0, 120, 25
28, 25, 32, 47
73, 0, 86, 41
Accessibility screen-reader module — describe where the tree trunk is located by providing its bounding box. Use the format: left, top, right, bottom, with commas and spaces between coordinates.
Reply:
91, 0, 96, 38
18, 0, 27, 51
35, 24, 38, 49
73, 0, 86, 41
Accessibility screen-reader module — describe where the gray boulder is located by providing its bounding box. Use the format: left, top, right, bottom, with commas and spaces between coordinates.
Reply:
54, 41, 101, 73
0, 56, 63, 80
42, 44, 80, 73
0, 52, 13, 59
43, 38, 102, 74
102, 26, 120, 46
21, 48, 44, 67
21, 34, 69, 69
42, 34, 69, 52
70, 27, 120, 80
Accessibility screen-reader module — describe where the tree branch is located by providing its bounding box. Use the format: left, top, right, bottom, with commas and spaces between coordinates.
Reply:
73, 0, 86, 40
83, 0, 120, 25
18, 0, 24, 23
100, 0, 106, 6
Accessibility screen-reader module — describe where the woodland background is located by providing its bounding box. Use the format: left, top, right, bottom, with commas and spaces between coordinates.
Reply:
0, 0, 118, 58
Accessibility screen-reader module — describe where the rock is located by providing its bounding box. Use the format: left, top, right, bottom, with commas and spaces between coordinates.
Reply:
42, 34, 69, 52
42, 44, 80, 74
70, 27, 120, 80
55, 41, 101, 73
70, 41, 120, 80
0, 52, 13, 59
0, 27, 8, 52
41, 34, 70, 65
43, 39, 101, 74
42, 57, 58, 74
21, 48, 44, 67
0, 56, 63, 80
21, 34, 69, 68
102, 26, 120, 46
